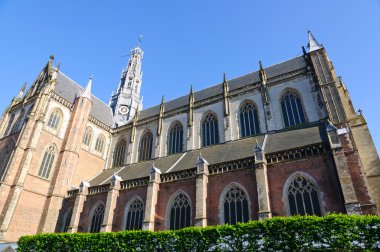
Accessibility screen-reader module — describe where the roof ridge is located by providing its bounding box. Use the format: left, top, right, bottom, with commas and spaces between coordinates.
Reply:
139, 55, 305, 113
57, 70, 111, 107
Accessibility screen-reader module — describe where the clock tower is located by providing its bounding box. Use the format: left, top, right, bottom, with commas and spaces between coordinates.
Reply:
109, 45, 144, 126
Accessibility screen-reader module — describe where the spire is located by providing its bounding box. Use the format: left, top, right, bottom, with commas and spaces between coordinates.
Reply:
157, 95, 165, 135
259, 61, 267, 85
17, 82, 27, 99
308, 31, 323, 52
81, 76, 93, 100
188, 84, 194, 127
223, 73, 230, 116
110, 44, 144, 126
197, 152, 209, 165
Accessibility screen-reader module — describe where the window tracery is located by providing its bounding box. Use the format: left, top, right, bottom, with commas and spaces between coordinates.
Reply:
201, 113, 219, 147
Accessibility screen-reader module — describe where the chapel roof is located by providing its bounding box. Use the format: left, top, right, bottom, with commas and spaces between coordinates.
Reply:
89, 122, 326, 186
52, 55, 306, 127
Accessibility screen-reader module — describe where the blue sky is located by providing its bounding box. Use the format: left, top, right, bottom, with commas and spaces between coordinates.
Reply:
0, 1, 379, 152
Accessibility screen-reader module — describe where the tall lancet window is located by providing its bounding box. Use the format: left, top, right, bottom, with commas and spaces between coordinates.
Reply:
4, 114, 15, 136
95, 134, 106, 154
239, 102, 260, 138
11, 110, 25, 134
286, 175, 322, 216
169, 192, 191, 230
281, 90, 306, 127
62, 208, 73, 232
201, 113, 219, 147
90, 202, 105, 233
168, 122, 184, 155
123, 197, 144, 231
222, 185, 249, 225
0, 140, 15, 181
38, 145, 57, 179
82, 127, 93, 147
113, 139, 126, 167
139, 131, 153, 161
47, 109, 63, 134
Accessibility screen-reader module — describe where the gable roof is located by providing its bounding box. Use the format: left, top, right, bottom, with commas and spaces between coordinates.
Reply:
53, 72, 114, 127
89, 122, 326, 186
138, 56, 306, 120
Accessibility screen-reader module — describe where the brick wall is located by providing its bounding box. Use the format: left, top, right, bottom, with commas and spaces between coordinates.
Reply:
267, 155, 345, 216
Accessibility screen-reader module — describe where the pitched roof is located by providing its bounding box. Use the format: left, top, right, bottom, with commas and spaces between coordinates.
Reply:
89, 122, 326, 186
138, 56, 306, 120
54, 72, 114, 127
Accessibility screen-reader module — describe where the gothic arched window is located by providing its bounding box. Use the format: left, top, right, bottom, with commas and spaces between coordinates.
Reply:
286, 174, 322, 216
123, 197, 144, 231
169, 192, 191, 230
90, 202, 105, 233
11, 110, 25, 134
95, 134, 106, 154
62, 208, 73, 233
281, 90, 306, 127
4, 114, 15, 136
139, 131, 153, 161
0, 140, 15, 181
112, 139, 126, 167
38, 145, 57, 179
167, 122, 184, 155
82, 127, 93, 147
201, 113, 219, 147
239, 102, 260, 138
47, 109, 62, 131
222, 185, 249, 225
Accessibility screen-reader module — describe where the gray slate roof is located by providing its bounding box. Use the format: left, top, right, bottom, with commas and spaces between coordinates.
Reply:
54, 72, 114, 127
52, 56, 305, 126
138, 56, 306, 120
89, 122, 326, 186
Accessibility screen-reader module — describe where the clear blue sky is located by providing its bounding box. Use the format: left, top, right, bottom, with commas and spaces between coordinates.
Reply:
0, 1, 379, 152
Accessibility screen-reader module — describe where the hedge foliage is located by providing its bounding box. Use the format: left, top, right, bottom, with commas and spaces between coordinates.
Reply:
18, 214, 380, 251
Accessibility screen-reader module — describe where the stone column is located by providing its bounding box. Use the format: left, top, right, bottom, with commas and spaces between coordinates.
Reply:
194, 154, 209, 227
254, 141, 272, 220
101, 175, 121, 232
68, 181, 90, 233
142, 166, 161, 231
326, 121, 361, 215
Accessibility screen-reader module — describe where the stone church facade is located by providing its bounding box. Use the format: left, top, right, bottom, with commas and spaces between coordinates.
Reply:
0, 32, 379, 242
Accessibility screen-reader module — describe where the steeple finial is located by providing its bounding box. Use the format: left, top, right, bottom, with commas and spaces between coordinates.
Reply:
307, 31, 323, 52
259, 60, 264, 71
81, 76, 93, 100
259, 61, 267, 85
161, 95, 165, 105
17, 82, 27, 99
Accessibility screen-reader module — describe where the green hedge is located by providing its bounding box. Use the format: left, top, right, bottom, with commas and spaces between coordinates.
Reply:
18, 214, 380, 251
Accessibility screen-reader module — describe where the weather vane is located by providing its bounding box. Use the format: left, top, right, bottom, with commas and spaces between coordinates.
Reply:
120, 35, 144, 58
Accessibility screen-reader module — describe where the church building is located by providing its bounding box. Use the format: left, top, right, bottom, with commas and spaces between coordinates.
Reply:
0, 32, 379, 242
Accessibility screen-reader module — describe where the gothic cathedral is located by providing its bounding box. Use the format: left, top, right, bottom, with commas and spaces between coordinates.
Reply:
0, 32, 379, 242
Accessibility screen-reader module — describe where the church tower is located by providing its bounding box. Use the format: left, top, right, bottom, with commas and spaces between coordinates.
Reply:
109, 46, 144, 127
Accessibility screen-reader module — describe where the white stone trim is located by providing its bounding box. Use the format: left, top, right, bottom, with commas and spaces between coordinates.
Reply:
278, 88, 309, 128
218, 182, 252, 225
121, 195, 145, 231
282, 171, 326, 216
237, 99, 261, 138
165, 120, 185, 156
164, 190, 192, 230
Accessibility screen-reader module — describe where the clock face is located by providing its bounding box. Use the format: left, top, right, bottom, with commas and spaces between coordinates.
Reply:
119, 106, 129, 115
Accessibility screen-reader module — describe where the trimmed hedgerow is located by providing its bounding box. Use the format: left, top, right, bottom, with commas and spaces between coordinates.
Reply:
18, 214, 380, 251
